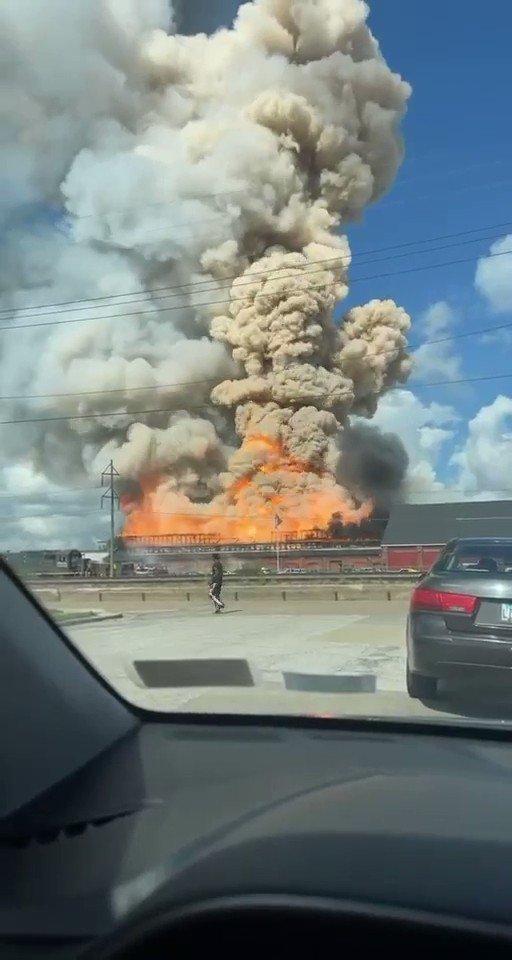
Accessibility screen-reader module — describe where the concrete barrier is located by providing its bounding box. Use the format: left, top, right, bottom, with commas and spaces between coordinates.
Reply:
133, 658, 255, 689
283, 671, 376, 694
28, 571, 421, 587
31, 581, 413, 613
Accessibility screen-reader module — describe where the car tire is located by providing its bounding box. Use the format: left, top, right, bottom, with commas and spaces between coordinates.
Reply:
406, 664, 438, 700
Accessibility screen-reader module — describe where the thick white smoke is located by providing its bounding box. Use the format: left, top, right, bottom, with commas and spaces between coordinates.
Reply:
1, 0, 412, 541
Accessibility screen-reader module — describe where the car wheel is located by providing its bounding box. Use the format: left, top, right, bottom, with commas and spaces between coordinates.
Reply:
406, 664, 438, 700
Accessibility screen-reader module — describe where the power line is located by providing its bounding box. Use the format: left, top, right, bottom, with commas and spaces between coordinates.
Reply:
0, 406, 185, 426
352, 246, 512, 289
0, 509, 104, 523
383, 174, 512, 211
426, 318, 512, 347
63, 214, 506, 270
0, 286, 511, 408
0, 274, 343, 331
0, 257, 351, 321
0, 497, 343, 523
2, 216, 510, 320
2, 243, 512, 336
403, 133, 512, 168
5, 494, 512, 520
1, 363, 512, 409
0, 487, 99, 501
413, 372, 512, 389
2, 365, 512, 426
405, 490, 512, 499
112, 494, 512, 509
5, 225, 506, 325
0, 376, 221, 402
395, 155, 510, 190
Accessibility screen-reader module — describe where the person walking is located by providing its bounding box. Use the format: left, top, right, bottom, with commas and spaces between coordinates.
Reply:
208, 552, 225, 613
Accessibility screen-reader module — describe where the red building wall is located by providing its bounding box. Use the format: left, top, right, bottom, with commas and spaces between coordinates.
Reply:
384, 545, 442, 571
422, 547, 442, 569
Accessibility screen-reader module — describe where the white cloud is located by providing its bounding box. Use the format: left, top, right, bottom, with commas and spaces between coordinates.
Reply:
412, 300, 462, 384
0, 463, 110, 551
475, 235, 512, 313
372, 390, 512, 505
2, 463, 61, 496
413, 342, 461, 383
421, 301, 455, 336
0, 506, 110, 552
368, 388, 458, 500
480, 328, 512, 347
20, 517, 57, 537
451, 394, 512, 496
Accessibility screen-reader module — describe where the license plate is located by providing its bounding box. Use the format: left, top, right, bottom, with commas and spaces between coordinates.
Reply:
501, 603, 512, 623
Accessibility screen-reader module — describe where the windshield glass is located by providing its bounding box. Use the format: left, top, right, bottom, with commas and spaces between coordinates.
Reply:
3, 0, 512, 728
434, 542, 512, 576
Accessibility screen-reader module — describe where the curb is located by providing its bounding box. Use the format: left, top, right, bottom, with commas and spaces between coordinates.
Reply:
61, 613, 124, 627
283, 671, 377, 694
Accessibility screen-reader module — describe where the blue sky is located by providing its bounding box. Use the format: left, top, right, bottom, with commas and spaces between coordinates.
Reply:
182, 0, 512, 489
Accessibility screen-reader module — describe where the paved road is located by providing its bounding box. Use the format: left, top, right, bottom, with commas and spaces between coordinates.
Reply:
68, 599, 442, 717
62, 597, 512, 726
70, 598, 512, 725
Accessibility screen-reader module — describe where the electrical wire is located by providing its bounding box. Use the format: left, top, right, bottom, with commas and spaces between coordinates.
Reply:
5, 491, 512, 519
1, 215, 510, 320
1, 366, 512, 424
383, 174, 512, 211
3, 225, 506, 325
1, 242, 511, 336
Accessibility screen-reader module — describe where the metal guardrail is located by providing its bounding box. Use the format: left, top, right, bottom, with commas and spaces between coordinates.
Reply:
28, 571, 420, 586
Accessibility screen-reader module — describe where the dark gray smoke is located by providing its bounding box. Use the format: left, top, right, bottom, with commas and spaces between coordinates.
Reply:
337, 422, 409, 509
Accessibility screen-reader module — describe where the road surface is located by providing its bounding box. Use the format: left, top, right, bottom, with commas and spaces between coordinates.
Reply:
67, 597, 512, 724
67, 598, 436, 716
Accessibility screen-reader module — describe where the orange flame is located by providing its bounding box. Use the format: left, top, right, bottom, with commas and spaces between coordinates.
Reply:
122, 433, 372, 543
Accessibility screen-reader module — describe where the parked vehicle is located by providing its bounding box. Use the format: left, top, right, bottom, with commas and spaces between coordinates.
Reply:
407, 538, 512, 699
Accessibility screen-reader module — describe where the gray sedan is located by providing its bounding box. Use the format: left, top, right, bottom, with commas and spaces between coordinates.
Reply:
407, 537, 512, 699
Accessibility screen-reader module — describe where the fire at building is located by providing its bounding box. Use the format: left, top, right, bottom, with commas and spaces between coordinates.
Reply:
119, 506, 388, 576
118, 501, 512, 576
1, 2, 414, 552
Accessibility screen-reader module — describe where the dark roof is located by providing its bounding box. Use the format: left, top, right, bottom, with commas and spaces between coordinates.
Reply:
383, 501, 512, 546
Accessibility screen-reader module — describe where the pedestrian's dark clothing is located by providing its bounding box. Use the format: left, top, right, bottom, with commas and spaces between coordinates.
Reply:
210, 580, 222, 602
210, 558, 223, 587
209, 558, 224, 611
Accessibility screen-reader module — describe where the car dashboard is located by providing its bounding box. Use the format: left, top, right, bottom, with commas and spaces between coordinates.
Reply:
4, 719, 512, 957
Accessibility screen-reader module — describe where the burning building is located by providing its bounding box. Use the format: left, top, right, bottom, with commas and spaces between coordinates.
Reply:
2, 0, 412, 541
117, 0, 412, 544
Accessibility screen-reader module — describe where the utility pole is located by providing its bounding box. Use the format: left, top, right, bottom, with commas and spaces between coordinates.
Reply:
101, 460, 120, 578
274, 513, 283, 575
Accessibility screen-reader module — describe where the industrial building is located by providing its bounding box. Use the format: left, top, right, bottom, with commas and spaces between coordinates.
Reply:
382, 500, 512, 570
116, 501, 512, 574
2, 549, 109, 577
5, 501, 512, 578
119, 501, 512, 573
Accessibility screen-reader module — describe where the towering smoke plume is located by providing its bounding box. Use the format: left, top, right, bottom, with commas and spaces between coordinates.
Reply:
1, 0, 412, 543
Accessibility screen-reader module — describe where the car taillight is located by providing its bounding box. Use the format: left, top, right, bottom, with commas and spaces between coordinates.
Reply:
411, 586, 478, 615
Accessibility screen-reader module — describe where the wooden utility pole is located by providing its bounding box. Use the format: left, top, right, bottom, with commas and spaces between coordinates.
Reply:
101, 461, 120, 578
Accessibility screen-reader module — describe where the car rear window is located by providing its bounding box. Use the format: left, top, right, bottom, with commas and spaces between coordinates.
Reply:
433, 543, 512, 576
